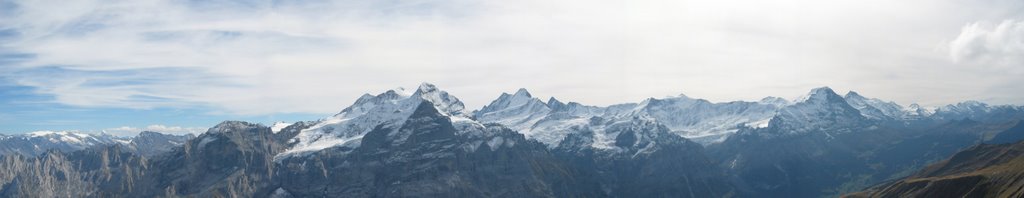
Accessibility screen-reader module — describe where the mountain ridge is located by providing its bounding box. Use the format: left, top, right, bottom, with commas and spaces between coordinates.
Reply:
3, 83, 1024, 197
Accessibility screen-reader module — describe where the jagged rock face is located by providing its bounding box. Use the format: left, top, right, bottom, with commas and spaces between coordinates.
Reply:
273, 101, 603, 197
0, 145, 149, 197
630, 97, 779, 144
474, 88, 553, 134
847, 140, 1024, 198
124, 131, 194, 157
554, 118, 739, 197
844, 91, 903, 120
0, 121, 304, 198
279, 83, 475, 159
132, 121, 288, 197
769, 87, 869, 136
474, 88, 779, 146
473, 89, 606, 147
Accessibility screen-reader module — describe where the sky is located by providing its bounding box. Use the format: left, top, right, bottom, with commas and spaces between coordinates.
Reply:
1, 0, 1023, 136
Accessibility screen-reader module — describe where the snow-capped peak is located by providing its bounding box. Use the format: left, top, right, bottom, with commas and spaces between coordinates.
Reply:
28, 130, 71, 137
843, 91, 866, 100
271, 122, 293, 133
621, 94, 779, 144
794, 86, 839, 103
513, 88, 532, 98
24, 130, 115, 144
393, 86, 416, 97
0, 130, 126, 156
336, 83, 466, 119
843, 91, 905, 120
904, 103, 935, 118
943, 100, 989, 112
758, 96, 790, 107
547, 97, 566, 109
477, 88, 546, 114
771, 87, 866, 134
278, 83, 473, 159
474, 88, 553, 133
411, 82, 468, 117
928, 100, 994, 120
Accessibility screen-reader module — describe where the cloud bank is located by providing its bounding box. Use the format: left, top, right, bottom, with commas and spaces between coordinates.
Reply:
1, 0, 1023, 117
950, 19, 1024, 72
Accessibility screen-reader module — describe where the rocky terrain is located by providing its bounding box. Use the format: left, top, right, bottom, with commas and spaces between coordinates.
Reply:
846, 139, 1024, 198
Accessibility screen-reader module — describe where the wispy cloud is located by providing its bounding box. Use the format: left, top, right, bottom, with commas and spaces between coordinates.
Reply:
26, 120, 88, 126
0, 0, 1023, 118
7, 66, 235, 109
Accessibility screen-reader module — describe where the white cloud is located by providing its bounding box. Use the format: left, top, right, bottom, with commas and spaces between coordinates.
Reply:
950, 19, 1024, 72
1, 0, 1023, 115
103, 125, 206, 136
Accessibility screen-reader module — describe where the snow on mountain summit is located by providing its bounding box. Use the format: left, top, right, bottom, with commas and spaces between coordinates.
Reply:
0, 130, 200, 158
270, 122, 293, 133
24, 131, 114, 145
904, 103, 935, 118
474, 88, 552, 133
758, 96, 791, 107
620, 94, 779, 143
269, 84, 1022, 158
475, 89, 780, 145
412, 83, 469, 117
793, 87, 840, 103
771, 87, 868, 135
277, 83, 475, 159
843, 91, 905, 120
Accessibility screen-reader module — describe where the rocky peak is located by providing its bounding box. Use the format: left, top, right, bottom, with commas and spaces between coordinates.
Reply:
410, 82, 468, 117
547, 97, 566, 109
942, 101, 990, 112
844, 91, 866, 100
513, 88, 532, 98
905, 103, 935, 118
207, 121, 265, 134
476, 88, 549, 115
843, 91, 896, 120
759, 96, 790, 107
795, 87, 844, 104
278, 83, 475, 159
137, 131, 162, 137
770, 87, 867, 134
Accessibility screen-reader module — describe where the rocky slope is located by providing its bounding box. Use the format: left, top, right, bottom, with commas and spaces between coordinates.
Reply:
846, 139, 1024, 198
121, 131, 195, 157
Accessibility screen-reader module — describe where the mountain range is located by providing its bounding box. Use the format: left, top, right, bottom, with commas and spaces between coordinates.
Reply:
2, 83, 1023, 197
0, 131, 193, 157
